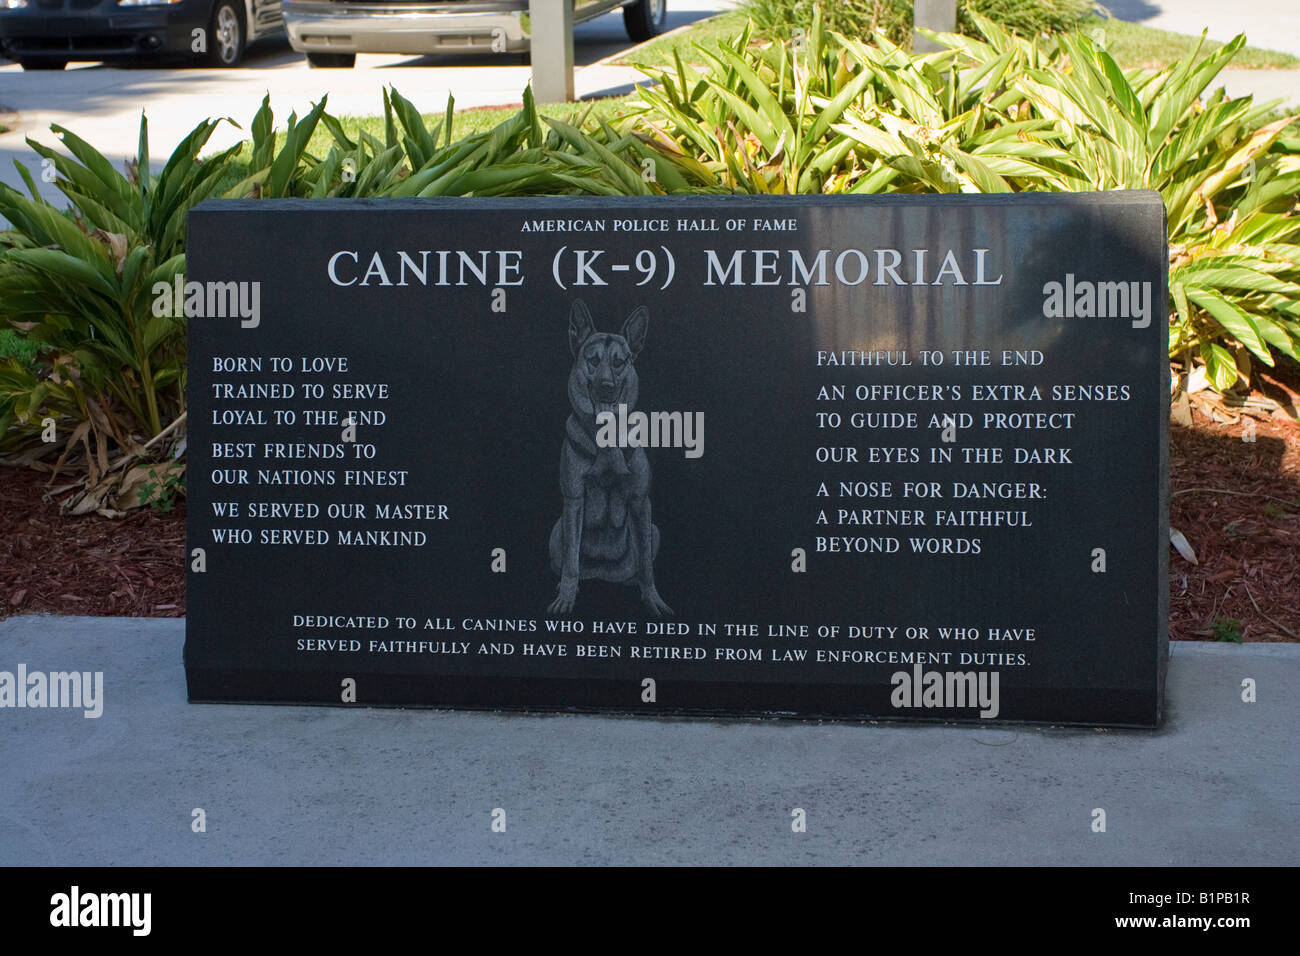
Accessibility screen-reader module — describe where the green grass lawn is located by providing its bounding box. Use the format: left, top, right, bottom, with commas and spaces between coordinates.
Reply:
0, 328, 39, 367
1088, 17, 1298, 71
618, 10, 749, 69
615, 10, 1299, 72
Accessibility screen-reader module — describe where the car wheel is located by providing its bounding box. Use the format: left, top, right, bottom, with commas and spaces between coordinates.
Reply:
306, 52, 356, 68
204, 0, 246, 67
19, 59, 67, 70
623, 0, 666, 43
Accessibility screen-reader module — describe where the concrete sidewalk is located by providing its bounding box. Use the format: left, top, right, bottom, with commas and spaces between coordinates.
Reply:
1, 615, 1296, 866
1216, 69, 1300, 108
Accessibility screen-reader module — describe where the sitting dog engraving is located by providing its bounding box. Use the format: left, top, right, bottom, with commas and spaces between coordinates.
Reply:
548, 300, 672, 617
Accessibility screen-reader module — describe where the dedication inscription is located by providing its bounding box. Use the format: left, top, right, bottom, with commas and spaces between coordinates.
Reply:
185, 194, 1168, 726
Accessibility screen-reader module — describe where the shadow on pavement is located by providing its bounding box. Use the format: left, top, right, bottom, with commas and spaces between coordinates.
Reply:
1097, 0, 1165, 21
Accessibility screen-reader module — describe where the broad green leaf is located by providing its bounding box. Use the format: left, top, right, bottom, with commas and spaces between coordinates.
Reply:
1188, 288, 1274, 364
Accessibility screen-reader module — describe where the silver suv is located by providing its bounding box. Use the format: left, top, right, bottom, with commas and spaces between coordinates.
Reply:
283, 0, 667, 68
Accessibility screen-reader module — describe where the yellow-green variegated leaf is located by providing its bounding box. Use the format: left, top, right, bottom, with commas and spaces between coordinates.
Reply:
1200, 342, 1241, 390
1187, 288, 1275, 365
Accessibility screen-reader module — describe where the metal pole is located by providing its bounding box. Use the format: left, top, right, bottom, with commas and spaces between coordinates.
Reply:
913, 0, 956, 54
528, 0, 576, 103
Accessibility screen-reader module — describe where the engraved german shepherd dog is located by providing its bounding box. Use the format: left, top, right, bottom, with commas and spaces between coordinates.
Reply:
548, 300, 672, 617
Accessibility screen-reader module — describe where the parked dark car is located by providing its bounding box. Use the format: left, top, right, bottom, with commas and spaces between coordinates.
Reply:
283, 0, 667, 68
0, 0, 284, 69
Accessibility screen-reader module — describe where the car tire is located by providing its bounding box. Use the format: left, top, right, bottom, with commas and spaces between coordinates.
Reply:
19, 59, 67, 70
204, 0, 246, 67
623, 0, 667, 43
306, 52, 356, 68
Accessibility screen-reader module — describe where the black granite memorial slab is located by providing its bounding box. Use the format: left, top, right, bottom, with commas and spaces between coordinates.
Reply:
185, 193, 1168, 726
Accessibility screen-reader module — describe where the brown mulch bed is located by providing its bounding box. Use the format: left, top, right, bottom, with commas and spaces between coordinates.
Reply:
0, 392, 1297, 638
0, 469, 185, 619
1170, 386, 1300, 643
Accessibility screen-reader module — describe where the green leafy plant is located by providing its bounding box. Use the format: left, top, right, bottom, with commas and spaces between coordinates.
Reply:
1212, 616, 1244, 643
740, 0, 1095, 47
371, 86, 710, 199
0, 117, 202, 471
628, 10, 1300, 384
0, 99, 337, 510
135, 463, 185, 513
741, 0, 913, 46
1000, 24, 1300, 390
630, 18, 877, 193
960, 0, 1095, 37
628, 11, 1078, 194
